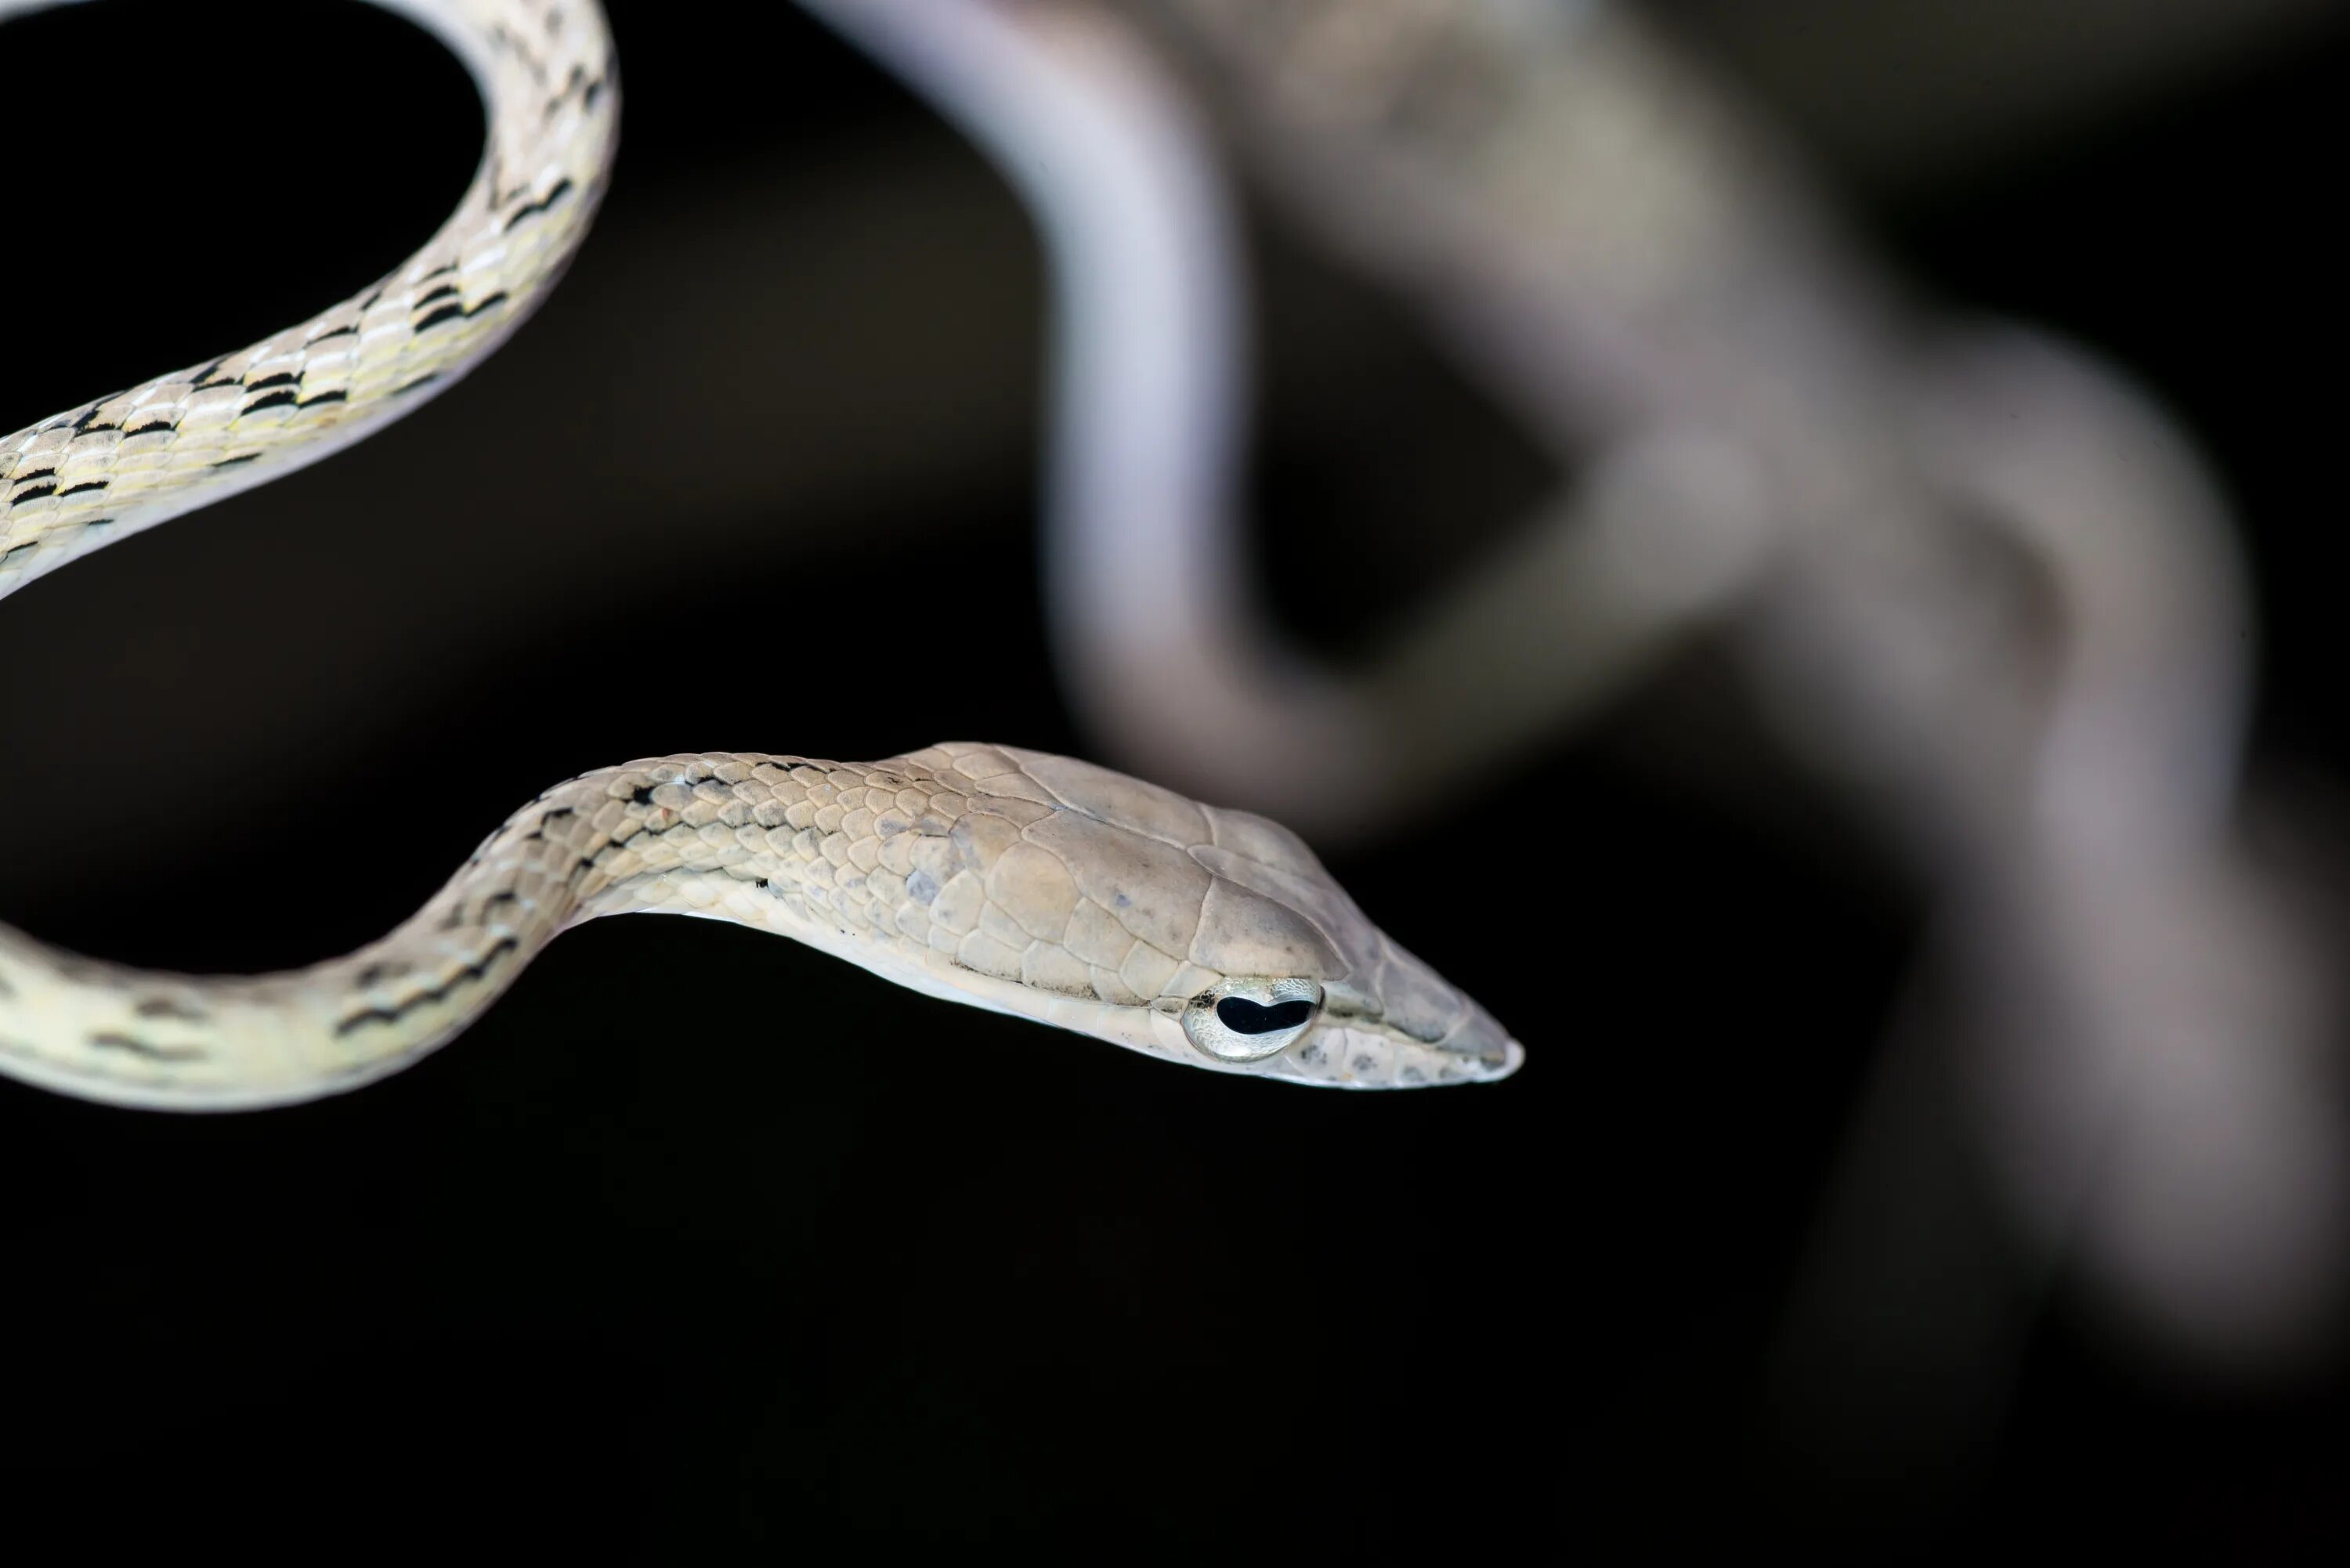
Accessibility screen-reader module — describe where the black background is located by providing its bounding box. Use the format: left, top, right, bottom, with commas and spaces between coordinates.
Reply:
1, 1, 2345, 1557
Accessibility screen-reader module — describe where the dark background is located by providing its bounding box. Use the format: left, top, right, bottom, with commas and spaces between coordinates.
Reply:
1, 0, 2344, 1556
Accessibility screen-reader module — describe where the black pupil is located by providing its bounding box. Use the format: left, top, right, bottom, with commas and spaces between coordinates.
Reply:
1216, 997, 1315, 1035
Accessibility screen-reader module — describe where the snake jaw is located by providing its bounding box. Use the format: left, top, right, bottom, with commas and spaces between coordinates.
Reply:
1275, 960, 1524, 1088
1144, 1002, 1521, 1089
1276, 1013, 1524, 1089
1035, 953, 1521, 1088
838, 932, 1518, 1089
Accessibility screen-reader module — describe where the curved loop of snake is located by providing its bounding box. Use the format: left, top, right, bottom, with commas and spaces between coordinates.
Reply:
0, 0, 1520, 1111
812, 0, 1784, 844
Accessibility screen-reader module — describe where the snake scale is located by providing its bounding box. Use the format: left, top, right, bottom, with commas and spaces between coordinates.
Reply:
0, 0, 1520, 1110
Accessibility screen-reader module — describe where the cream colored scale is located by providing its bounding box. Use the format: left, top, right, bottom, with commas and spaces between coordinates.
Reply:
0, 0, 1520, 1111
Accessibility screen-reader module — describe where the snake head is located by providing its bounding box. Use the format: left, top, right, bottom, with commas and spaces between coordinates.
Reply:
873, 745, 1522, 1088
1173, 791, 1524, 1089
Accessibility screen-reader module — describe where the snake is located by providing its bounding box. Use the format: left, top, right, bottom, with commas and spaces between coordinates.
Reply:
0, 0, 1520, 1111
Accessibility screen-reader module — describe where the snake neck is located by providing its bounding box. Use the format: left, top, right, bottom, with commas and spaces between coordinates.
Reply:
0, 752, 878, 1110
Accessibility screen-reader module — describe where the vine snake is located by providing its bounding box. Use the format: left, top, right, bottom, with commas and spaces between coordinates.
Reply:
0, 0, 1520, 1111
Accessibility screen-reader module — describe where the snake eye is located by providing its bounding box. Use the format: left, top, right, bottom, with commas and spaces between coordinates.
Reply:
1217, 997, 1314, 1034
1182, 978, 1323, 1063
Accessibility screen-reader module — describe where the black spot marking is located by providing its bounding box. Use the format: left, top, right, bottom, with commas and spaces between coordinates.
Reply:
465, 291, 509, 317
543, 63, 591, 118
630, 784, 657, 805
241, 389, 299, 415
134, 997, 208, 1023
211, 453, 259, 468
503, 176, 573, 231
73, 422, 119, 437
195, 378, 240, 392
246, 371, 300, 392
89, 1031, 206, 1063
334, 938, 522, 1037
297, 391, 348, 409
9, 482, 56, 506
60, 480, 108, 497
413, 303, 466, 333
394, 373, 441, 396
305, 323, 358, 345
125, 421, 176, 437
415, 282, 460, 308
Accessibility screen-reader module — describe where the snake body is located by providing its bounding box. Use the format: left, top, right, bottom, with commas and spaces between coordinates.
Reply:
0, 0, 1519, 1110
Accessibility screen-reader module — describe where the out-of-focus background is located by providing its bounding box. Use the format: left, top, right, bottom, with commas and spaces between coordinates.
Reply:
0, 0, 2344, 1554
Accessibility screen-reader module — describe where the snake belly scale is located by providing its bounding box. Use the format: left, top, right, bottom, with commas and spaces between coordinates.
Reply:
0, 0, 1520, 1110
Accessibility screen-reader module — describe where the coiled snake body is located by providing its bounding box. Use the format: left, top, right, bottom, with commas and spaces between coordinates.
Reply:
0, 0, 1519, 1110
